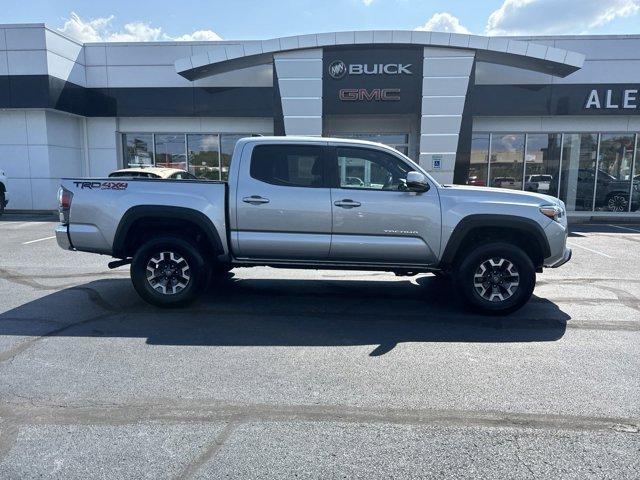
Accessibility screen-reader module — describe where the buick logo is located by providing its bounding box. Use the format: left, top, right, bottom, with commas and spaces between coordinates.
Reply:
328, 60, 347, 79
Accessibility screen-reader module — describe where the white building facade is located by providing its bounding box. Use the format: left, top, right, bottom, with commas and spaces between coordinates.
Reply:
1, 23, 639, 215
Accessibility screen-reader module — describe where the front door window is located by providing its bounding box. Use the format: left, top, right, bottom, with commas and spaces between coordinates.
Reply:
336, 147, 411, 191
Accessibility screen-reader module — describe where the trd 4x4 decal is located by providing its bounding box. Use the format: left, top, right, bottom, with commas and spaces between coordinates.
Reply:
73, 181, 128, 190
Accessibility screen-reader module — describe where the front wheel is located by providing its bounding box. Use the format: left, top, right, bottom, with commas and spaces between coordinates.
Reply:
130, 236, 208, 308
0, 191, 5, 216
454, 242, 536, 315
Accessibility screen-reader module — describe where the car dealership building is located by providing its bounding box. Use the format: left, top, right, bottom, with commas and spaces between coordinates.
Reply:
1, 23, 640, 214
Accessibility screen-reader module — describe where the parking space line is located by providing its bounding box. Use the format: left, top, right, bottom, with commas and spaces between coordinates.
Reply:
607, 224, 640, 233
568, 242, 614, 259
0, 221, 50, 230
22, 236, 55, 245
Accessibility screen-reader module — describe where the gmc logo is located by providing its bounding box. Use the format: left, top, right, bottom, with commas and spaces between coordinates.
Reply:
339, 88, 401, 101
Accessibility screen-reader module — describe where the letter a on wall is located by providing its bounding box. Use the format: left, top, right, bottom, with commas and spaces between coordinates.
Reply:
585, 90, 601, 109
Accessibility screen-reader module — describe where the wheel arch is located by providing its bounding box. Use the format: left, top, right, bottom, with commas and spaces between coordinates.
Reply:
605, 189, 630, 197
112, 205, 224, 259
441, 214, 551, 269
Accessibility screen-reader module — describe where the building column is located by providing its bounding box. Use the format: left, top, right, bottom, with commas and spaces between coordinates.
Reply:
274, 49, 323, 136
419, 47, 475, 184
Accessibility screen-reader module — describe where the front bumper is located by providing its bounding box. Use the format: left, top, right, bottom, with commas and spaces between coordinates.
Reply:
547, 247, 572, 268
55, 225, 73, 250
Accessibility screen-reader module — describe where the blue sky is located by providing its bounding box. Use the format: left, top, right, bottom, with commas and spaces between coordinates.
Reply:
4, 0, 640, 42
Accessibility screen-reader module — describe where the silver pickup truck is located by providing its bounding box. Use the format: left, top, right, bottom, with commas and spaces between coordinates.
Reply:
56, 136, 571, 314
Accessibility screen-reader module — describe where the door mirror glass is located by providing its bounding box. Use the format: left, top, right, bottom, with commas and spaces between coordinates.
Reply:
406, 171, 429, 192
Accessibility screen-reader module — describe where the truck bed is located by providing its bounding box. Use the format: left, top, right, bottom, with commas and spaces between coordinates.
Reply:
59, 177, 228, 256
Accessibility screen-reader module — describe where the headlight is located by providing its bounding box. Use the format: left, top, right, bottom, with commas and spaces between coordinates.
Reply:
540, 205, 564, 222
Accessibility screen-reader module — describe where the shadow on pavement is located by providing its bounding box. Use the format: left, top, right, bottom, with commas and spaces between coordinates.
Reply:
570, 223, 640, 235
0, 273, 570, 356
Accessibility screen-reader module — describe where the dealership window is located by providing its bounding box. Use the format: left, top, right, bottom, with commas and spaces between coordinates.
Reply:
154, 134, 187, 170
121, 132, 254, 180
187, 134, 220, 180
594, 134, 636, 212
560, 133, 599, 211
123, 133, 154, 167
468, 131, 640, 213
467, 133, 489, 186
489, 133, 525, 190
524, 134, 562, 197
220, 134, 249, 181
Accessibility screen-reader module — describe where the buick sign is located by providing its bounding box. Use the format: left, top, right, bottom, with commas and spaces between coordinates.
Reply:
329, 60, 412, 79
329, 60, 347, 79
348, 63, 412, 75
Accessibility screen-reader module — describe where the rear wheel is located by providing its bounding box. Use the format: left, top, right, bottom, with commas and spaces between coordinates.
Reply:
0, 191, 5, 216
454, 242, 535, 315
130, 236, 208, 308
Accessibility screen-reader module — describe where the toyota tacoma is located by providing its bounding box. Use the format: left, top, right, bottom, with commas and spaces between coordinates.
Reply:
55, 137, 571, 314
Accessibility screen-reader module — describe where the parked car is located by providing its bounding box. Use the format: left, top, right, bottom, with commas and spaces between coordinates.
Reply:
559, 168, 640, 212
109, 167, 198, 180
525, 175, 553, 193
344, 176, 365, 187
0, 169, 8, 215
466, 175, 486, 187
56, 137, 571, 314
491, 176, 520, 189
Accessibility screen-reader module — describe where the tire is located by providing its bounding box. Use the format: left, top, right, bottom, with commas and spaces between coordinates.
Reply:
210, 263, 233, 275
605, 193, 629, 212
130, 236, 208, 308
0, 191, 4, 216
454, 242, 536, 315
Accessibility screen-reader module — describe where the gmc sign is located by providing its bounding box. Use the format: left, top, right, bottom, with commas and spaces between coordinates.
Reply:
339, 88, 401, 101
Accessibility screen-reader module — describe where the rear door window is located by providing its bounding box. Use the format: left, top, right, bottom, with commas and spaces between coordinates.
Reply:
250, 144, 325, 188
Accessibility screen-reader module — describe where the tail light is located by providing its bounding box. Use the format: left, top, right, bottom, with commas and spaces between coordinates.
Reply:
57, 186, 73, 224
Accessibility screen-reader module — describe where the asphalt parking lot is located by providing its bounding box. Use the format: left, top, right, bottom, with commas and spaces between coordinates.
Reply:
0, 215, 639, 479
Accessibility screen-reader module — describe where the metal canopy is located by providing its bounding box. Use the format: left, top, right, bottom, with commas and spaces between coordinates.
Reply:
174, 31, 585, 81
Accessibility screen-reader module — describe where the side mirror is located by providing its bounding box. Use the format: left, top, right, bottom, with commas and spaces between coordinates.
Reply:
406, 171, 430, 192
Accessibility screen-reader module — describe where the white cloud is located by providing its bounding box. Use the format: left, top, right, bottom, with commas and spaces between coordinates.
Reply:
107, 22, 164, 42
57, 12, 113, 43
486, 0, 640, 35
173, 30, 222, 41
57, 12, 222, 43
415, 12, 471, 34
362, 0, 374, 5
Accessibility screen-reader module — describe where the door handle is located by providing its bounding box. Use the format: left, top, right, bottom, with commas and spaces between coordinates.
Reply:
334, 199, 361, 208
242, 195, 270, 205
